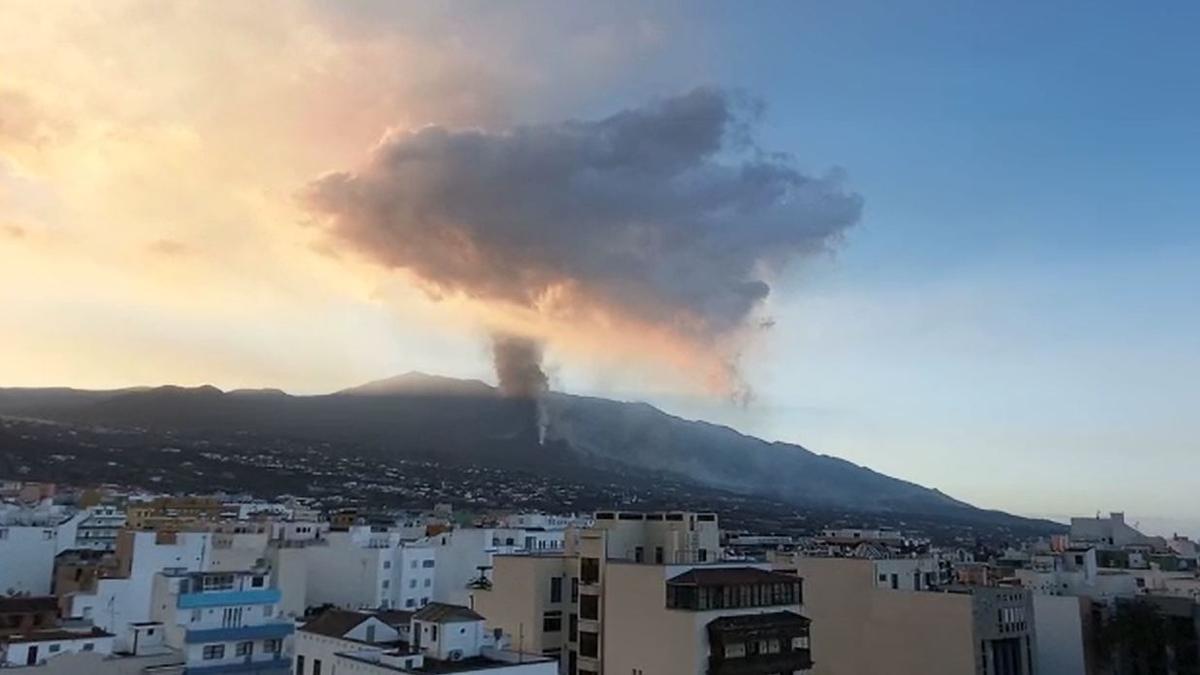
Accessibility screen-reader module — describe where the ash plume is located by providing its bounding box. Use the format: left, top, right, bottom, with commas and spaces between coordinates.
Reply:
303, 87, 862, 395
491, 334, 548, 398
491, 333, 551, 445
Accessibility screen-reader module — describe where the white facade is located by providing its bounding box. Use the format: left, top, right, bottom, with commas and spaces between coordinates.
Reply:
0, 631, 115, 667
67, 531, 211, 651
0, 512, 84, 595
295, 613, 407, 675
74, 505, 126, 552
305, 530, 436, 610
151, 568, 293, 673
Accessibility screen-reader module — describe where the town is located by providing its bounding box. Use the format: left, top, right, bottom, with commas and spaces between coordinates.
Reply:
0, 480, 1195, 674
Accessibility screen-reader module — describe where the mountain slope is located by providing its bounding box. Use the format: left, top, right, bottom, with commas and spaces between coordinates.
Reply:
0, 376, 1034, 525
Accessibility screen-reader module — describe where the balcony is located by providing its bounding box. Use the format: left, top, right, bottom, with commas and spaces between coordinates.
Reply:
706, 611, 813, 675
184, 621, 294, 643
177, 588, 281, 609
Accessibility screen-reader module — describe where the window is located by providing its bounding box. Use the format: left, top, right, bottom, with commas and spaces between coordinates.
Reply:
191, 609, 202, 622
251, 576, 265, 588
550, 576, 563, 603
313, 659, 322, 675
366, 625, 376, 642
634, 546, 644, 563
202, 574, 234, 591
724, 643, 746, 658
410, 579, 417, 588
383, 560, 391, 569
263, 605, 274, 618
202, 644, 225, 660
82, 643, 95, 652
235, 641, 253, 656
49, 645, 61, 653
405, 599, 415, 608
579, 631, 599, 658
570, 577, 579, 602
580, 558, 600, 584
382, 579, 390, 589
697, 548, 707, 562
569, 613, 578, 641
422, 560, 435, 568
431, 625, 439, 641
0, 529, 7, 540
543, 610, 563, 632
580, 594, 599, 620
654, 547, 664, 564
424, 578, 431, 587
421, 597, 429, 606
263, 639, 281, 654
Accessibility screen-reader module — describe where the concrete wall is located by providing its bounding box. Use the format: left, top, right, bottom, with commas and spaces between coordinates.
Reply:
475, 555, 568, 657
1032, 595, 1088, 675
796, 557, 977, 675
1, 635, 115, 667
0, 525, 60, 595
601, 563, 700, 675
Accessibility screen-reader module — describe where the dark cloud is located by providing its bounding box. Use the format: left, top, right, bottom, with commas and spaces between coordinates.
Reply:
491, 334, 548, 398
303, 87, 862, 386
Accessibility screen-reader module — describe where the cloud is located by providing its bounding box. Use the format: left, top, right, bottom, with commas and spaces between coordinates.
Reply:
303, 88, 862, 394
1, 223, 26, 239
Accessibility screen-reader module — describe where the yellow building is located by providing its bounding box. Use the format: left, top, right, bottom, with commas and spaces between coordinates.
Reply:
475, 511, 812, 675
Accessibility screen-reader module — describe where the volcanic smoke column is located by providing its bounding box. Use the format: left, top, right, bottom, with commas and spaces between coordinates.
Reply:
302, 87, 863, 399
491, 334, 550, 444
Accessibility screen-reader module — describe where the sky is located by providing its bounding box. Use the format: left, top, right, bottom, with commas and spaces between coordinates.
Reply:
1, 1, 1197, 534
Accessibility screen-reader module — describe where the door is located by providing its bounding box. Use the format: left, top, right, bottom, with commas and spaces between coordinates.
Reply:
26, 646, 38, 665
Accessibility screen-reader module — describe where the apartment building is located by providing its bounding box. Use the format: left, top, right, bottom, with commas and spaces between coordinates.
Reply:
786, 555, 1037, 675
73, 504, 127, 552
151, 566, 293, 674
304, 528, 436, 610
0, 509, 83, 596
475, 511, 812, 675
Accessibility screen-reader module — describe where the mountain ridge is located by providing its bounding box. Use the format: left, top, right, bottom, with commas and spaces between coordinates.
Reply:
0, 375, 1050, 530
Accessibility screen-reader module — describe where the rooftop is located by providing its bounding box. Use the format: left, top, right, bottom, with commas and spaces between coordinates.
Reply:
413, 603, 484, 624
667, 567, 801, 587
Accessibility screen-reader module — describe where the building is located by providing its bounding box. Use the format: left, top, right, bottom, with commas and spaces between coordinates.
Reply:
74, 504, 127, 552
0, 595, 115, 668
151, 566, 293, 674
0, 509, 83, 596
295, 608, 414, 675
427, 523, 569, 607
1070, 512, 1162, 550
788, 556, 1036, 675
304, 528, 436, 610
475, 510, 812, 675
299, 602, 557, 675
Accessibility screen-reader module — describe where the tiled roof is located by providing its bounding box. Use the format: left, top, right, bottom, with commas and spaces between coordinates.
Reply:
667, 567, 800, 587
707, 610, 810, 631
300, 609, 373, 639
412, 602, 484, 623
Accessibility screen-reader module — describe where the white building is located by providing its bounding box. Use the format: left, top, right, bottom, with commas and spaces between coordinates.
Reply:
0, 510, 84, 596
0, 596, 115, 668
151, 567, 293, 674
73, 505, 127, 552
427, 526, 566, 607
295, 608, 413, 675
305, 529, 436, 611
66, 531, 213, 651
303, 602, 556, 675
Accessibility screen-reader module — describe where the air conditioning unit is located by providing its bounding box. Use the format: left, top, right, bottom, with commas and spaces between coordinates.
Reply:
448, 650, 464, 662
